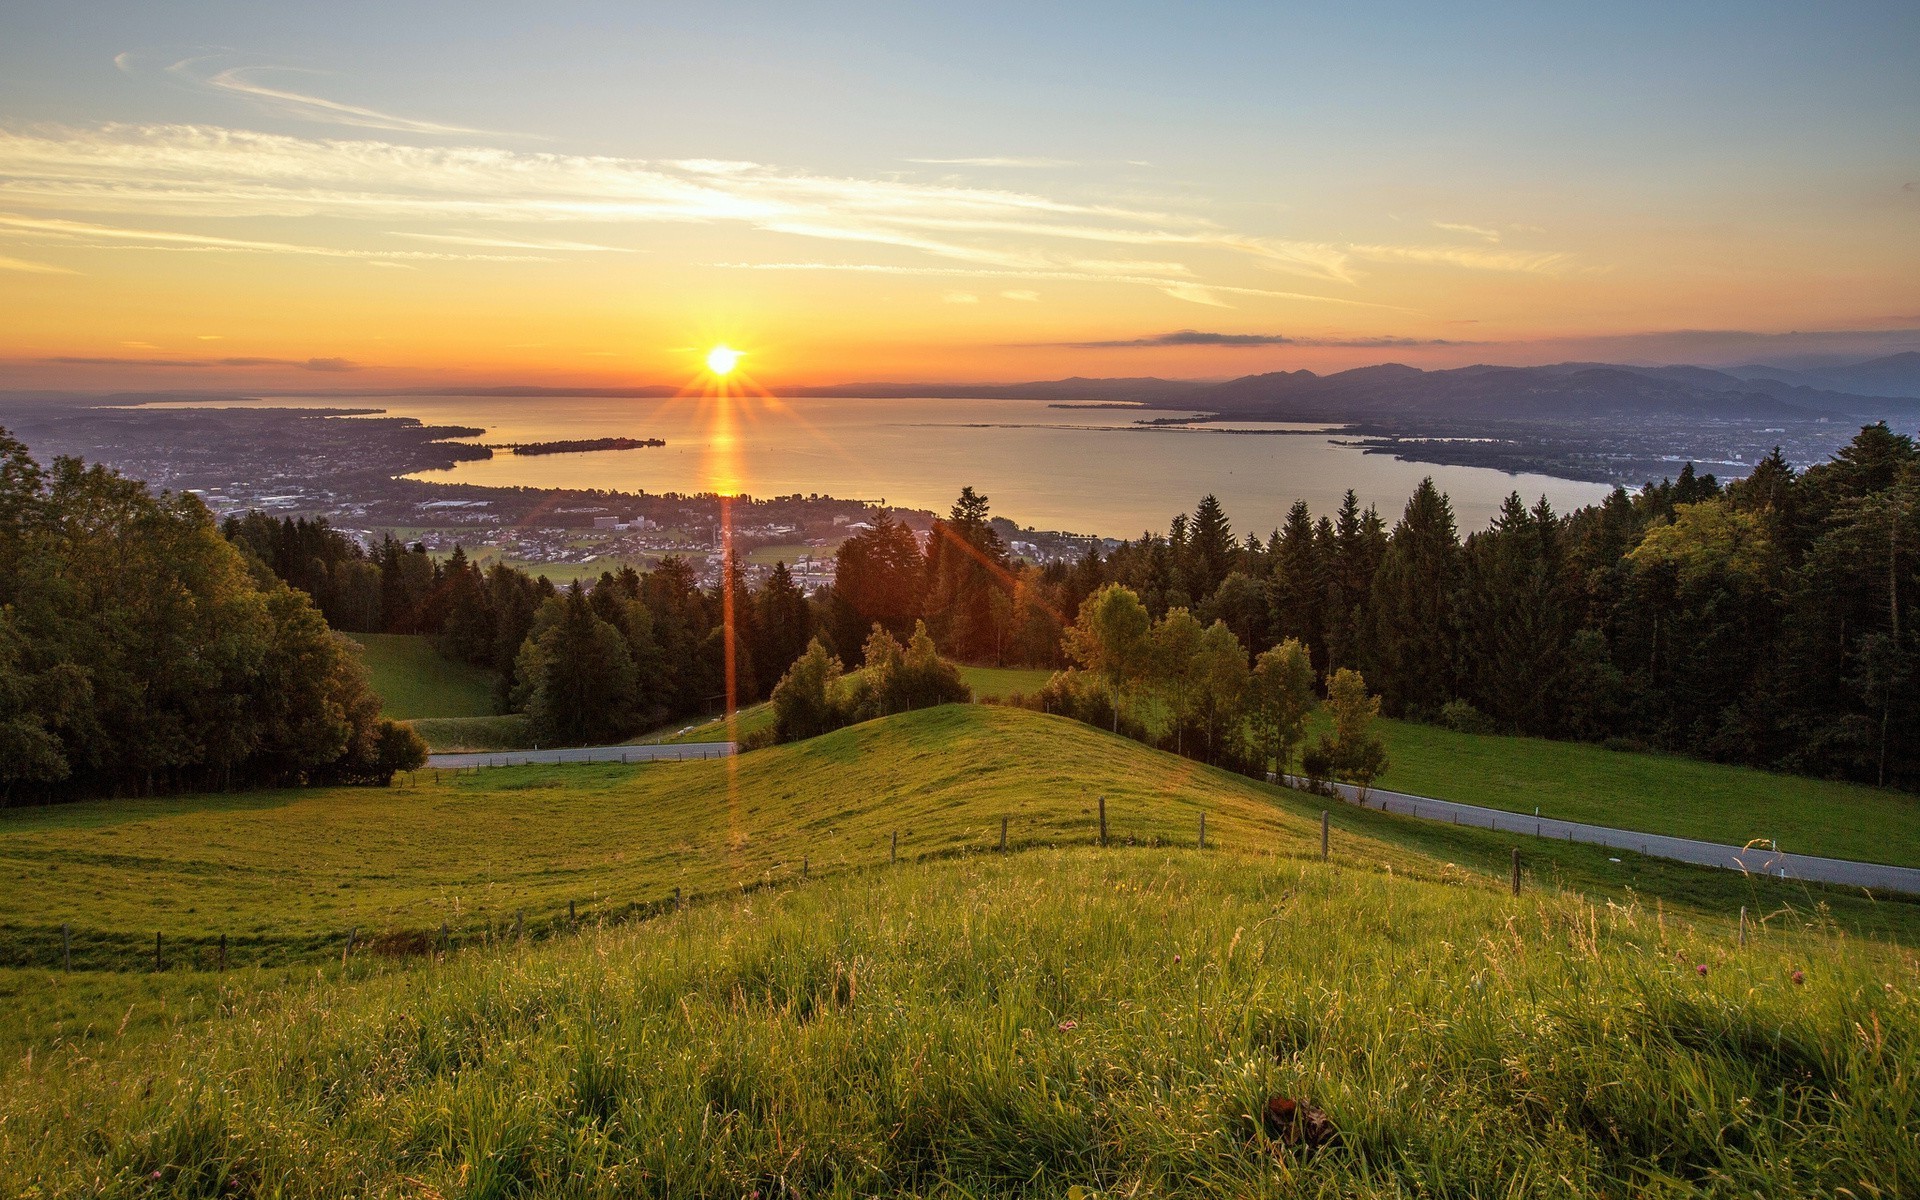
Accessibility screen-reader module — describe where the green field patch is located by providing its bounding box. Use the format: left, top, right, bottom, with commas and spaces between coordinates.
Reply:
1329, 712, 1920, 868
958, 664, 1054, 699
345, 633, 498, 720
406, 714, 533, 752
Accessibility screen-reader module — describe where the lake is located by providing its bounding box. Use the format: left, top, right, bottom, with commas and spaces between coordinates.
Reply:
190, 393, 1615, 537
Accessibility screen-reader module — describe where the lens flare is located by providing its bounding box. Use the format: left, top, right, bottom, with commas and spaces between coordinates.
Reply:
705, 344, 742, 376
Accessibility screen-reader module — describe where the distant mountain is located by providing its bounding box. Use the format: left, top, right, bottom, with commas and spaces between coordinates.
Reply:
1728, 351, 1920, 399
1178, 361, 1920, 423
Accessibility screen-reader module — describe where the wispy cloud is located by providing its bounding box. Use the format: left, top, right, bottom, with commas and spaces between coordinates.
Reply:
942, 291, 979, 303
1052, 329, 1475, 349
1350, 243, 1570, 274
0, 121, 1573, 302
0, 212, 551, 263
1432, 221, 1501, 243
906, 157, 1076, 168
162, 55, 510, 137
711, 261, 1413, 310
44, 354, 356, 370
1002, 289, 1040, 302
0, 253, 75, 274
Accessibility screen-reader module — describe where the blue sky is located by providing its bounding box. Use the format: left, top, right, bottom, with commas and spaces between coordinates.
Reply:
0, 0, 1914, 385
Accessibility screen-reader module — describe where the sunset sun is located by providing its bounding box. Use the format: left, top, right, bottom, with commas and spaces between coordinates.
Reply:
705, 344, 742, 377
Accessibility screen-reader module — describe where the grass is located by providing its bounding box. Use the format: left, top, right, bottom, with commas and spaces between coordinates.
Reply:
4, 706, 1917, 979
655, 702, 776, 744
345, 633, 498, 720
407, 714, 533, 753
1333, 713, 1920, 868
3, 848, 1916, 1196
959, 663, 1054, 699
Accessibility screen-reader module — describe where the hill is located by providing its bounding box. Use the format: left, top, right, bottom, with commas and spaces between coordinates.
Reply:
4, 706, 1915, 976
4, 839, 1914, 1193
4, 706, 1918, 1194
346, 633, 498, 720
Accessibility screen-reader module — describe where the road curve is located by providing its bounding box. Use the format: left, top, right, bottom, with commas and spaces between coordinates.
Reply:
426, 742, 737, 769
1285, 775, 1920, 896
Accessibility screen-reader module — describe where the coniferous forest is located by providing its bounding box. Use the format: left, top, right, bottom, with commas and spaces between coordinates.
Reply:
7, 422, 1915, 802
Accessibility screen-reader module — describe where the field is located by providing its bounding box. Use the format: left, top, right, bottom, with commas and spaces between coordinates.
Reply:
345, 633, 498, 720
4, 705, 1919, 1194
4, 831, 1917, 1192
407, 714, 534, 752
1349, 714, 1920, 868
4, 706, 1917, 976
959, 663, 1053, 698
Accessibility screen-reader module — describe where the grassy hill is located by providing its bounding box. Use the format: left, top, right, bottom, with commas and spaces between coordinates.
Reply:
4, 844, 1915, 1194
4, 706, 1915, 976
3, 705, 1918, 1194
345, 633, 498, 720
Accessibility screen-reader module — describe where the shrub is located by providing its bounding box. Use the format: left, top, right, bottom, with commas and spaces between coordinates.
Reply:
1439, 699, 1496, 735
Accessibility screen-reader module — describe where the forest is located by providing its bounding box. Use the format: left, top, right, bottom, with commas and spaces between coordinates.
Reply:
26, 419, 1912, 802
233, 421, 1919, 790
0, 430, 424, 803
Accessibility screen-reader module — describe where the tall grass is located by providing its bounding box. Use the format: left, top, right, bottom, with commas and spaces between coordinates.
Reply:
4, 849, 1914, 1197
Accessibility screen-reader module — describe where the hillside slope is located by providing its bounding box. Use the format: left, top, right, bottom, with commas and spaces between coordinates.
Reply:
3, 849, 1914, 1196
6, 706, 1917, 976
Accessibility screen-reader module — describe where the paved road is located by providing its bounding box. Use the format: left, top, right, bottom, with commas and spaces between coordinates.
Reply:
1285, 775, 1920, 896
426, 742, 737, 769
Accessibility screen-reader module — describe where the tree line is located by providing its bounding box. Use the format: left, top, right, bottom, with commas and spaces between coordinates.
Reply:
0, 431, 424, 804
817, 425, 1919, 790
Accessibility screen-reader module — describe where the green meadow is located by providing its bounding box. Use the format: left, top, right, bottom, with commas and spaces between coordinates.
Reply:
346, 633, 499, 720
3, 705, 1919, 1195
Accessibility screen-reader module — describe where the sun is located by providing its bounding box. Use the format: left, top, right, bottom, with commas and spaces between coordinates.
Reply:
705, 344, 742, 377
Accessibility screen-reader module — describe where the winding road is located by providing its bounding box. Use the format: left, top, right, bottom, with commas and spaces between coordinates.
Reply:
1291, 776, 1920, 896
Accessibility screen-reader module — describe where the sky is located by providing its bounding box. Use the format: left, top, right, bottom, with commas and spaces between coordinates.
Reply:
0, 0, 1916, 390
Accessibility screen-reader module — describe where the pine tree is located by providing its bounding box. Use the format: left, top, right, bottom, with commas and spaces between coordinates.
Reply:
1365, 479, 1460, 717
1188, 494, 1235, 600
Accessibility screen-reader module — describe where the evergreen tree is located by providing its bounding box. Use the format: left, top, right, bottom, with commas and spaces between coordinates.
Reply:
514, 584, 640, 746
1187, 493, 1235, 600
1365, 479, 1461, 717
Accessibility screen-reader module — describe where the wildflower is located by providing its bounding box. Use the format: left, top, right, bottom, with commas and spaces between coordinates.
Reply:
1173, 954, 1182, 964
1696, 964, 1709, 976
1057, 1019, 1078, 1031
1791, 970, 1805, 985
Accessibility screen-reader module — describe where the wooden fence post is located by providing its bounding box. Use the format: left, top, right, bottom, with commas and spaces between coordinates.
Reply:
802, 854, 809, 878
1510, 848, 1521, 896
1098, 795, 1108, 847
218, 933, 226, 973
1738, 906, 1748, 947
154, 932, 163, 973
513, 910, 523, 942
438, 921, 449, 958
1320, 811, 1329, 860
890, 831, 898, 864
1198, 812, 1206, 850
61, 923, 70, 972
999, 815, 1008, 852
673, 886, 682, 911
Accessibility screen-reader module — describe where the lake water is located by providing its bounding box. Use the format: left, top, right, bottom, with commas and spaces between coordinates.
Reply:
180, 393, 1614, 538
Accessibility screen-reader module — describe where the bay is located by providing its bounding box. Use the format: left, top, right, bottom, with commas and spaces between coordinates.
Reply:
192, 393, 1614, 537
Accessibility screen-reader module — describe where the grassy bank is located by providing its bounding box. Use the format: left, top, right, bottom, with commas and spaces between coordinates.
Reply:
4, 706, 1916, 979
3, 849, 1914, 1196
345, 633, 498, 720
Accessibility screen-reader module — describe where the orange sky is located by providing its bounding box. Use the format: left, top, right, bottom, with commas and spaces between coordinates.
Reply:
2, 5, 1916, 390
